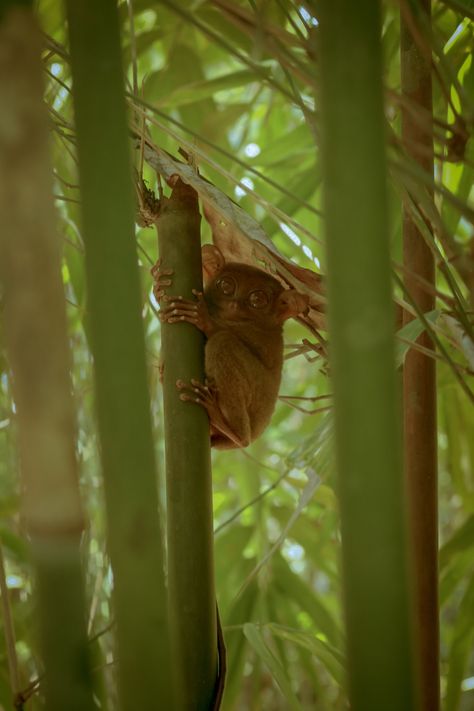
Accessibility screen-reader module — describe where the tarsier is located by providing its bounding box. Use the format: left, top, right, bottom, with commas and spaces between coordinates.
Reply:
153, 244, 309, 449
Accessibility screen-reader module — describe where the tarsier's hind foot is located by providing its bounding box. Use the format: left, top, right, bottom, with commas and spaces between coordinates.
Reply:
176, 378, 214, 407
176, 378, 248, 448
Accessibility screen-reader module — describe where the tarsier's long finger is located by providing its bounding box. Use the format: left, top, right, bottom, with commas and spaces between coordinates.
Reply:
153, 278, 172, 290
151, 263, 173, 281
160, 297, 198, 311
152, 270, 172, 293
163, 296, 196, 306
152, 276, 173, 287
163, 314, 199, 324
153, 284, 171, 301
150, 258, 161, 274
152, 272, 175, 302
159, 295, 189, 305
160, 303, 198, 314
190, 378, 212, 398
162, 314, 199, 324
160, 302, 200, 323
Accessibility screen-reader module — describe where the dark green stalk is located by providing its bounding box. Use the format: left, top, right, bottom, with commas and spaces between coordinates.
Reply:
318, 2, 416, 710
65, 2, 173, 708
0, 6, 94, 711
400, 2, 439, 710
156, 179, 218, 709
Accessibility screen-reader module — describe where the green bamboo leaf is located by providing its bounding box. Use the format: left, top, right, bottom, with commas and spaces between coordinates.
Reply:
159, 69, 268, 107
220, 579, 258, 709
441, 63, 474, 238
36, 0, 64, 33
122, 29, 164, 65
0, 528, 28, 563
443, 387, 473, 502
63, 237, 85, 310
256, 125, 314, 167
444, 574, 474, 711
439, 549, 474, 605
239, 470, 320, 595
395, 309, 439, 367
443, 17, 472, 56
441, 0, 474, 20
196, 6, 255, 55
215, 525, 254, 611
261, 163, 321, 239
243, 623, 302, 710
144, 63, 198, 105
439, 515, 474, 570
201, 102, 251, 138
272, 553, 342, 646
268, 623, 346, 686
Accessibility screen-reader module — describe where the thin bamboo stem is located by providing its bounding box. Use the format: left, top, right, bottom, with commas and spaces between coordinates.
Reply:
400, 2, 439, 710
156, 178, 219, 709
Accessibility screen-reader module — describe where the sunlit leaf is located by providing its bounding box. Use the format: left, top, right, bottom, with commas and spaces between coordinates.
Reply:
244, 623, 302, 710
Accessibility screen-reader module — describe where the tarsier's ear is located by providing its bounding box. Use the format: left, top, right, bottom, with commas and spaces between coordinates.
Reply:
276, 289, 310, 323
202, 244, 226, 284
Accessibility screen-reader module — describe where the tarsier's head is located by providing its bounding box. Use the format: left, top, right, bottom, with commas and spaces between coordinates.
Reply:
202, 244, 309, 328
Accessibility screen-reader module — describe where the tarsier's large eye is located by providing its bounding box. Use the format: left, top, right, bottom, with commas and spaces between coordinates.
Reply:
216, 276, 236, 295
248, 290, 270, 309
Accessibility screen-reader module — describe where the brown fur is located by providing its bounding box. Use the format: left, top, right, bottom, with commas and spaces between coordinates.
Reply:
156, 245, 308, 449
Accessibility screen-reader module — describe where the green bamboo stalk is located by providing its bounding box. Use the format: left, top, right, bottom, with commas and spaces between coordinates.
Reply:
65, 2, 173, 708
400, 3, 439, 710
317, 2, 416, 710
156, 178, 218, 709
0, 5, 94, 711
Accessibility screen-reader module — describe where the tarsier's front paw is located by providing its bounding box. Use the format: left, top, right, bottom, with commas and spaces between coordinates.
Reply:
159, 296, 199, 325
151, 259, 174, 302
159, 290, 213, 334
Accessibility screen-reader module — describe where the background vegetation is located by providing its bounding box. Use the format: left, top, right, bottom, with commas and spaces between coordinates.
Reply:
0, 0, 473, 709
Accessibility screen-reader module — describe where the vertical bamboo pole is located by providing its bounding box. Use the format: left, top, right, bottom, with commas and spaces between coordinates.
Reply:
156, 179, 218, 709
0, 5, 94, 710
318, 2, 416, 710
65, 2, 173, 708
400, 3, 439, 710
